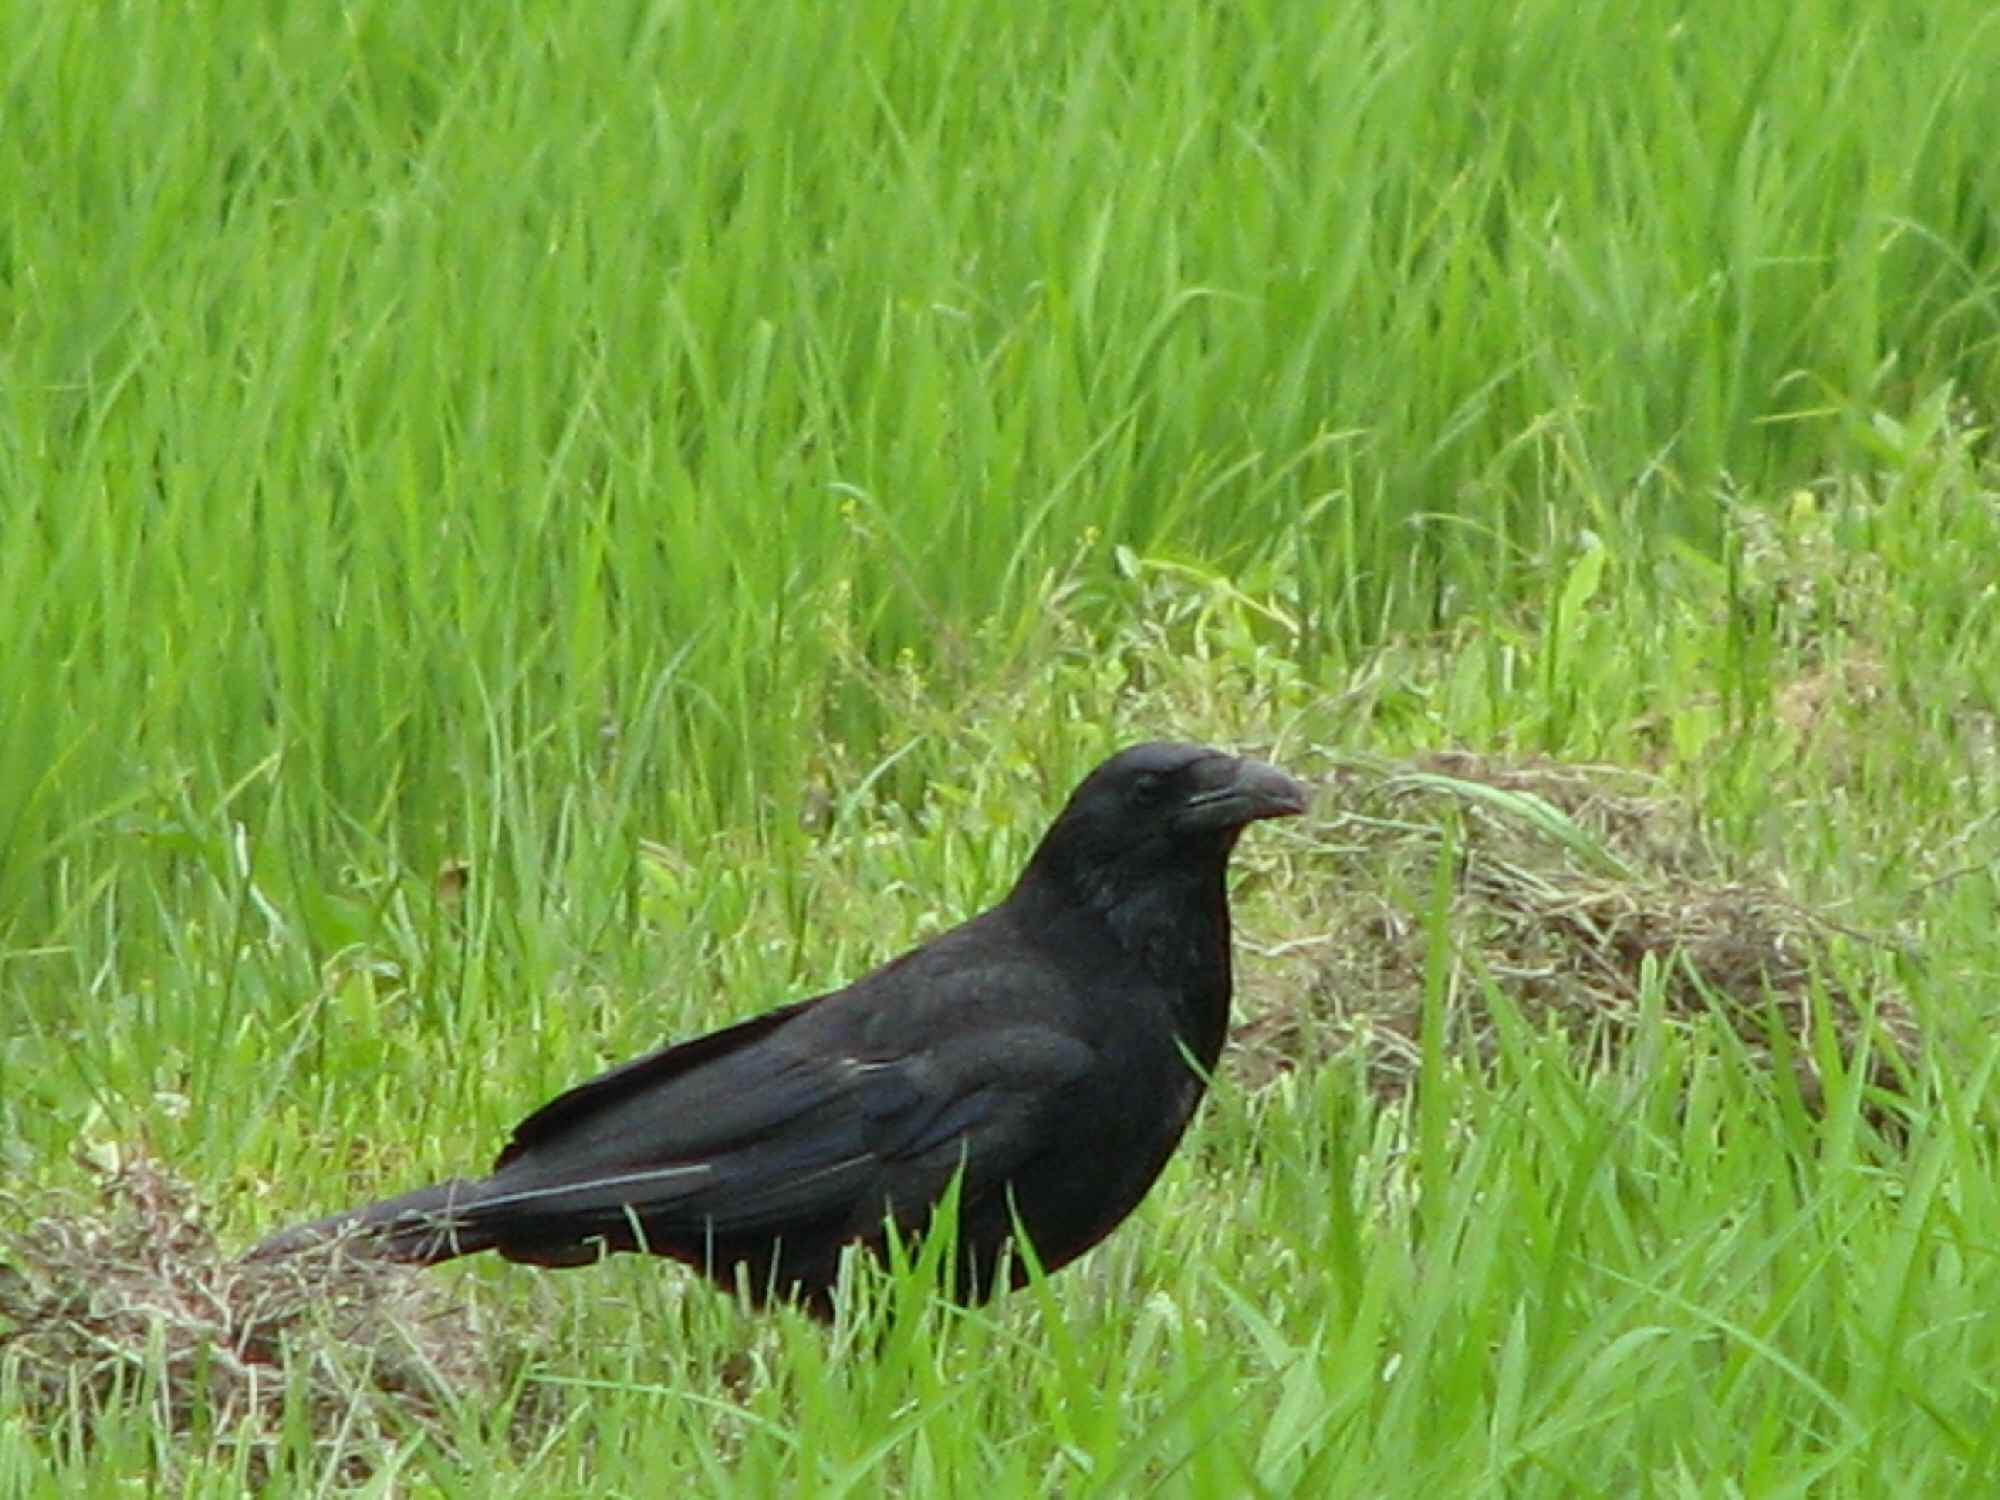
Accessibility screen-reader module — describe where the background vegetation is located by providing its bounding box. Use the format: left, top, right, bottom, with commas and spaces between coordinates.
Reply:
3, 0, 1998, 1492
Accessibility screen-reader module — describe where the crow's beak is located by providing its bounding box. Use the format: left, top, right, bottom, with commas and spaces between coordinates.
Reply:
1176, 755, 1311, 832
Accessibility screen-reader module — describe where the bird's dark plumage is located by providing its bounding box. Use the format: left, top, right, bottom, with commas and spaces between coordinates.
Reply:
249, 742, 1308, 1316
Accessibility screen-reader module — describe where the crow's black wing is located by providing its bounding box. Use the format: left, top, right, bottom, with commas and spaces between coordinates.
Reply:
493, 996, 822, 1169
456, 973, 1096, 1254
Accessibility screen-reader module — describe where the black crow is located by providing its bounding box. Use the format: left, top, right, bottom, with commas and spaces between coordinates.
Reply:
250, 741, 1307, 1316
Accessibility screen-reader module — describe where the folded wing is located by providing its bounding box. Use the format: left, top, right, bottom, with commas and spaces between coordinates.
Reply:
335, 991, 1096, 1301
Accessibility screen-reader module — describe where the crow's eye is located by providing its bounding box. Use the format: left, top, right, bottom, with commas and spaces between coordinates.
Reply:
1128, 771, 1168, 807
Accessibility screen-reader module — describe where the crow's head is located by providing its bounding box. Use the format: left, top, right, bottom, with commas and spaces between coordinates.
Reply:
1023, 742, 1309, 911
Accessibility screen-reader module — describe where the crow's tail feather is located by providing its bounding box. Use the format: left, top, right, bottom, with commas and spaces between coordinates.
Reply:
244, 1178, 498, 1265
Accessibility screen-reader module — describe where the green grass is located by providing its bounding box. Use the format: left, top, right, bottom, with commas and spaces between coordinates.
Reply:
5, 0, 2000, 1492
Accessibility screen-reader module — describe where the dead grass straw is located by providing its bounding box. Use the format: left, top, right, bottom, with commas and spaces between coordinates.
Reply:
1232, 751, 1921, 1115
0, 1151, 548, 1483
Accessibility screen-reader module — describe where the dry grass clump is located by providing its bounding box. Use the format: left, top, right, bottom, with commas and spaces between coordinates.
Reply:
0, 1150, 545, 1483
1232, 751, 1921, 1113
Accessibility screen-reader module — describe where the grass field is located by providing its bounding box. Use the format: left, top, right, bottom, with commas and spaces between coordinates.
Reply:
5, 0, 2000, 1492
